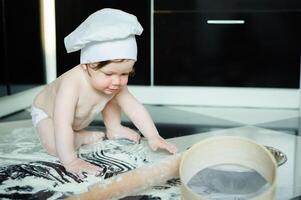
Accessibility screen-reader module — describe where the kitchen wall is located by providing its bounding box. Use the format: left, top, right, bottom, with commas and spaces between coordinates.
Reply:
0, 0, 300, 116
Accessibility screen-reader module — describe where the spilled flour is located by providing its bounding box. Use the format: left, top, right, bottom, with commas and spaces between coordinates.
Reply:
0, 127, 181, 199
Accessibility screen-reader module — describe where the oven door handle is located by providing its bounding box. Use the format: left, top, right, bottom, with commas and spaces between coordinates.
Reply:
206, 20, 245, 24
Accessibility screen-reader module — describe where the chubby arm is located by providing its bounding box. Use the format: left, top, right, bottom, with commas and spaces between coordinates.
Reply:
115, 87, 159, 139
115, 87, 177, 153
53, 80, 79, 165
102, 98, 141, 143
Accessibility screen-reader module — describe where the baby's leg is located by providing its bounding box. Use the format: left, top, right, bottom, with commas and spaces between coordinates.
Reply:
74, 130, 105, 149
36, 119, 103, 176
36, 119, 104, 152
36, 118, 57, 156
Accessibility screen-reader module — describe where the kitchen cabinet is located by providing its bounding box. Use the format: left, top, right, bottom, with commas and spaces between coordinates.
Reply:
0, 56, 7, 96
0, 0, 45, 95
0, 74, 6, 97
154, 11, 301, 88
55, 0, 150, 85
155, 0, 301, 11
0, 65, 5, 97
0, 1, 6, 97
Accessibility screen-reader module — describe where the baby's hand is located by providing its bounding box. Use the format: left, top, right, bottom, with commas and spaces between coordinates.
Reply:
64, 158, 103, 178
148, 136, 178, 154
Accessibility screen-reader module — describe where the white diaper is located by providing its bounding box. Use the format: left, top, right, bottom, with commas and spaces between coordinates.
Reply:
30, 106, 49, 128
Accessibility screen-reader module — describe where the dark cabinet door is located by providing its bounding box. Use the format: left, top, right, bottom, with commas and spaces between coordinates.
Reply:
155, 0, 301, 11
0, 61, 6, 96
55, 0, 150, 85
1, 0, 44, 94
0, 0, 7, 97
154, 11, 301, 88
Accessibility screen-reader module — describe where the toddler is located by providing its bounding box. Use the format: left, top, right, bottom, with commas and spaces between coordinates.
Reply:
31, 8, 177, 177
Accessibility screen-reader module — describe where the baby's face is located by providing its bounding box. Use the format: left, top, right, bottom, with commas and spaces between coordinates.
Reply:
88, 60, 135, 95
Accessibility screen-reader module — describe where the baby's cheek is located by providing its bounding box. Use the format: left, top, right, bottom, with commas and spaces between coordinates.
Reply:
121, 77, 129, 85
92, 78, 110, 89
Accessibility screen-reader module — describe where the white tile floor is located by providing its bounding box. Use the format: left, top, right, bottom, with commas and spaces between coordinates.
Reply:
169, 105, 299, 125
0, 105, 300, 199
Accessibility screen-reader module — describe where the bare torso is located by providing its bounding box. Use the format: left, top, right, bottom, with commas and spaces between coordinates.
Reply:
33, 65, 113, 131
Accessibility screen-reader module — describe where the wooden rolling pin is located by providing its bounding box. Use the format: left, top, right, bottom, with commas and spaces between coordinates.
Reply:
66, 153, 183, 200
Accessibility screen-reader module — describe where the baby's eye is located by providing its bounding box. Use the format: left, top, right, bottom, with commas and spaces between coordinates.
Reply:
121, 73, 129, 76
101, 71, 112, 76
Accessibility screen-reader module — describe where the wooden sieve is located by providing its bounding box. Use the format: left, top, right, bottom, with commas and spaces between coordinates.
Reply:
180, 136, 277, 200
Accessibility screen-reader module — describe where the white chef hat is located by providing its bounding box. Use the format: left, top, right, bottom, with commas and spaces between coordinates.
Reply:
64, 8, 143, 64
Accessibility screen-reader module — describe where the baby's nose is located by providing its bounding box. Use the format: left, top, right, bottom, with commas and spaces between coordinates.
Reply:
112, 75, 121, 85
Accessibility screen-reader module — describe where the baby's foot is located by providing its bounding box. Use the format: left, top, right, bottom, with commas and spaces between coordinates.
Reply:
106, 126, 141, 143
75, 131, 105, 149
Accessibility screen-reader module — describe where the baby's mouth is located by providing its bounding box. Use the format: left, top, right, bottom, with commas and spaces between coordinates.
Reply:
107, 88, 119, 92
